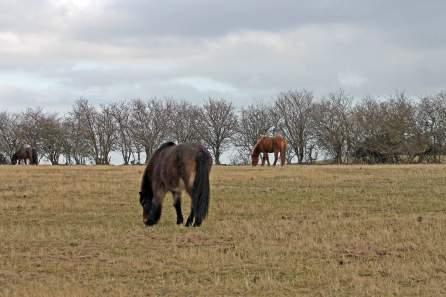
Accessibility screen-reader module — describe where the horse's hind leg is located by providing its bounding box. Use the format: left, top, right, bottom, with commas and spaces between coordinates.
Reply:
185, 208, 194, 227
172, 191, 184, 225
186, 209, 201, 227
273, 152, 278, 166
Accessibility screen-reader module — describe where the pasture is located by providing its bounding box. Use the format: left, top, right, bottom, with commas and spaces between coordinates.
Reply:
1, 165, 446, 296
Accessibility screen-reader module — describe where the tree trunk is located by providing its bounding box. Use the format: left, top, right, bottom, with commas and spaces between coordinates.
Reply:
145, 148, 151, 163
298, 145, 304, 164
336, 146, 343, 164
214, 150, 221, 165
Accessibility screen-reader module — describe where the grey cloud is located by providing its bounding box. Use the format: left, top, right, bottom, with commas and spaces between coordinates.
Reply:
0, 0, 445, 112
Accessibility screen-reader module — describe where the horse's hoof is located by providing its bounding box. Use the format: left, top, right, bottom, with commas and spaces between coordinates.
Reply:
145, 219, 157, 226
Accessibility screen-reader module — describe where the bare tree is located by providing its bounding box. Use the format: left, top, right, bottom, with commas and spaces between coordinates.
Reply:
417, 92, 446, 162
196, 98, 238, 165
234, 102, 274, 163
351, 96, 384, 163
383, 93, 426, 163
0, 112, 21, 160
0, 152, 7, 164
62, 114, 90, 165
312, 90, 353, 164
17, 107, 45, 150
169, 100, 201, 144
129, 98, 172, 162
352, 93, 425, 163
275, 90, 314, 164
96, 105, 116, 164
71, 99, 116, 165
39, 114, 65, 165
111, 101, 133, 165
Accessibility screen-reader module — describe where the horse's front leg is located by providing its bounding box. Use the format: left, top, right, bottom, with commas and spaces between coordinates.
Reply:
261, 154, 266, 166
172, 191, 184, 225
265, 153, 270, 166
146, 190, 165, 226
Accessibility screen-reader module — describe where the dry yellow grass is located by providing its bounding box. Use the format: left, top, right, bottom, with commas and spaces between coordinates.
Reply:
1, 164, 446, 296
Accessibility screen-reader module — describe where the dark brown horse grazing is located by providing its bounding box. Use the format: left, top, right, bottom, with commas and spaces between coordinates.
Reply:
139, 142, 213, 227
11, 145, 38, 165
251, 135, 287, 166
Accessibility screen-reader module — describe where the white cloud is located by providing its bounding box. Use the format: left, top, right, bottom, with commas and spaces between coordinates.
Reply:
167, 77, 238, 93
337, 72, 368, 88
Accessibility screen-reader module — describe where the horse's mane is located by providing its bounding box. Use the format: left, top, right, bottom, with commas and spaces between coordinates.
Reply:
252, 134, 269, 152
149, 141, 176, 163
146, 141, 177, 172
252, 138, 263, 156
140, 141, 176, 198
158, 141, 176, 151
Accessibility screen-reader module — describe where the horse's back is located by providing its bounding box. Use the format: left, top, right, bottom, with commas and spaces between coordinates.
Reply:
258, 135, 286, 152
154, 143, 212, 191
272, 135, 286, 150
175, 143, 213, 178
257, 136, 273, 152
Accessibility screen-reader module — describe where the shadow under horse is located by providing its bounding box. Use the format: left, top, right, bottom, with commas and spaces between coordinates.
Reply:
11, 146, 38, 165
251, 135, 287, 166
139, 142, 213, 227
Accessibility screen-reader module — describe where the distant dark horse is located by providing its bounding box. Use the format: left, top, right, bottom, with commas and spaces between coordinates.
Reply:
139, 142, 213, 227
11, 146, 38, 165
251, 135, 287, 166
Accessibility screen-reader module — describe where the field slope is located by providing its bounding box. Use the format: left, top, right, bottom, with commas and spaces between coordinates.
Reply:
1, 165, 446, 296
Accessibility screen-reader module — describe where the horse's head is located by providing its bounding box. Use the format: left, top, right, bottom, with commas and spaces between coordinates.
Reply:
139, 191, 153, 226
251, 153, 259, 166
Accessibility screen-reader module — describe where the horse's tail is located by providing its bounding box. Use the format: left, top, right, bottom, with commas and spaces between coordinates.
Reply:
31, 148, 38, 165
192, 148, 212, 225
281, 138, 288, 166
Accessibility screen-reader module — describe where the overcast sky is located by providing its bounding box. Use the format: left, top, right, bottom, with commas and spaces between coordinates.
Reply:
1, 0, 445, 112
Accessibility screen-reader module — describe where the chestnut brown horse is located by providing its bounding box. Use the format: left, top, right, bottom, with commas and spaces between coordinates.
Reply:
251, 135, 287, 166
139, 142, 213, 227
11, 145, 38, 165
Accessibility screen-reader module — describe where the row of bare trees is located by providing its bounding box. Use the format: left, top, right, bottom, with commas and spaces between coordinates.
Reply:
0, 98, 238, 165
1, 90, 446, 165
233, 89, 446, 164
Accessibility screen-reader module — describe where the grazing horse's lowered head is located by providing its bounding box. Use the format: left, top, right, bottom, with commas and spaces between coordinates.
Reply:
139, 142, 213, 227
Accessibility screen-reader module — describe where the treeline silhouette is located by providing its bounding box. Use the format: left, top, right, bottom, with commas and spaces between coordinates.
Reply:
1, 89, 445, 165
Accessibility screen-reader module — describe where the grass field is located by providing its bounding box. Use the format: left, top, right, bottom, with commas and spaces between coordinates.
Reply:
1, 165, 446, 296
